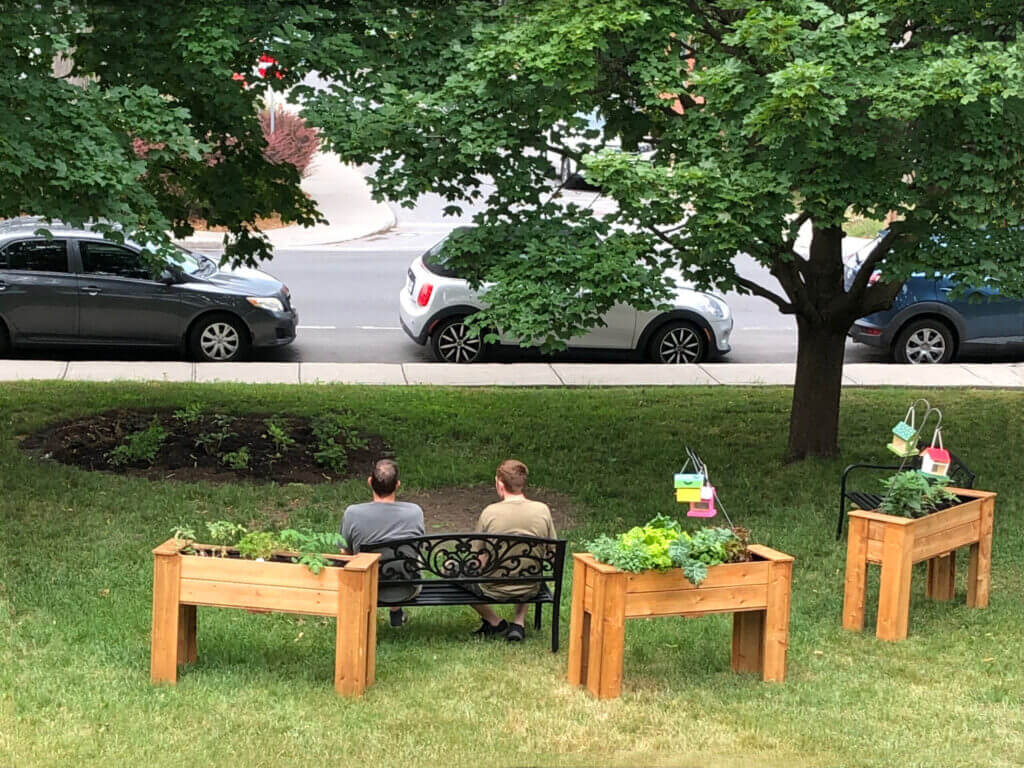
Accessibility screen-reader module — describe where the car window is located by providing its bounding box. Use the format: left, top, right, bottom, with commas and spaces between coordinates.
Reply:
0, 239, 69, 272
80, 241, 153, 280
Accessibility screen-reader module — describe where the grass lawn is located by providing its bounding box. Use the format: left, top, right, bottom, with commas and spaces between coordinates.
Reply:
1, 383, 1022, 767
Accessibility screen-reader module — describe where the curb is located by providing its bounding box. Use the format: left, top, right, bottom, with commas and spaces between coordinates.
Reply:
1, 361, 1022, 388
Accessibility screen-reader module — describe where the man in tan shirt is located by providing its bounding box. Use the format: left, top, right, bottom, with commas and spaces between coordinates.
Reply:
469, 459, 556, 642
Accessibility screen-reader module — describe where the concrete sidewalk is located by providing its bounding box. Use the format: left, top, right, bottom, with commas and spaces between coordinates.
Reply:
2, 361, 1023, 387
175, 152, 396, 251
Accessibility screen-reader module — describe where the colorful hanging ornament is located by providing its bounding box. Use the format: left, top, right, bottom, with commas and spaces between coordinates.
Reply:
687, 482, 717, 518
674, 472, 704, 503
920, 426, 951, 478
888, 401, 927, 458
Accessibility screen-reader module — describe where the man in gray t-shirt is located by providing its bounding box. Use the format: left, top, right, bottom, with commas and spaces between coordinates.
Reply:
340, 459, 424, 626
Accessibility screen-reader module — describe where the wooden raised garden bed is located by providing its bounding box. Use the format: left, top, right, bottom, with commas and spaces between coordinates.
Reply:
842, 488, 996, 641
567, 545, 794, 700
150, 539, 380, 696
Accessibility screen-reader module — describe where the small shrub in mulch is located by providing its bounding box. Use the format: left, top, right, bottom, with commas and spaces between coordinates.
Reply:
20, 407, 388, 485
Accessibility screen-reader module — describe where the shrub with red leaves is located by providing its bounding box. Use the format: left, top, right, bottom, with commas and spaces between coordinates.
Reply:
258, 107, 319, 178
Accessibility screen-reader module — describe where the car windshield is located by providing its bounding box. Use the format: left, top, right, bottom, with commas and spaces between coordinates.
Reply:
422, 236, 462, 278
142, 243, 216, 276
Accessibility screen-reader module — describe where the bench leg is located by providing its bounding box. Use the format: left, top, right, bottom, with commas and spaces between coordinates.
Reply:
534, 602, 542, 631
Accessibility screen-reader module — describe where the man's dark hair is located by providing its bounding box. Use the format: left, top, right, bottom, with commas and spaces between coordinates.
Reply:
370, 458, 399, 496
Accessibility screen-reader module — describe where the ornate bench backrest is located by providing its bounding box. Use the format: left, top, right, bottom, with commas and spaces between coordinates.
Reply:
360, 533, 567, 586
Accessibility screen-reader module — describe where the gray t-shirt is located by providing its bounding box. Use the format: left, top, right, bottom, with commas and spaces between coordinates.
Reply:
341, 501, 425, 603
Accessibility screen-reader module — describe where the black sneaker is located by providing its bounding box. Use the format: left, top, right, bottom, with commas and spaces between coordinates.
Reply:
389, 608, 407, 628
471, 618, 508, 637
506, 623, 526, 642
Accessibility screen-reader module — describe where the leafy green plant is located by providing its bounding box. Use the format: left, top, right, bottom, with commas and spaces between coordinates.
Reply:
221, 446, 251, 470
588, 517, 747, 586
205, 520, 247, 555
194, 414, 236, 456
236, 531, 277, 561
278, 528, 345, 574
669, 526, 749, 586
107, 418, 167, 467
171, 524, 197, 542
172, 402, 204, 426
264, 418, 296, 458
310, 412, 367, 474
878, 472, 959, 518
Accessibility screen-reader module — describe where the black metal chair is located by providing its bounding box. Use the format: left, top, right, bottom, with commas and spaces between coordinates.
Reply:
360, 533, 567, 652
836, 452, 976, 539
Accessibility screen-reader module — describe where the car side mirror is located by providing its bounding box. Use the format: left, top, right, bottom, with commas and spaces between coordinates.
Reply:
158, 270, 179, 286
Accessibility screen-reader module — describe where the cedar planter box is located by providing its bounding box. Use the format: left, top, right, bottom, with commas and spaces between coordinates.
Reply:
150, 539, 380, 696
567, 545, 794, 700
842, 488, 996, 642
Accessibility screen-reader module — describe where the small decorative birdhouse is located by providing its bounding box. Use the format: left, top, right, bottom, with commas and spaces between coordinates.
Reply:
887, 421, 920, 458
688, 484, 717, 518
674, 473, 704, 503
920, 428, 950, 478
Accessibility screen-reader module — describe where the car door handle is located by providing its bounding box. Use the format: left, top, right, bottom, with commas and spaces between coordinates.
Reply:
939, 286, 953, 293
80, 285, 102, 295
0, 280, 6, 291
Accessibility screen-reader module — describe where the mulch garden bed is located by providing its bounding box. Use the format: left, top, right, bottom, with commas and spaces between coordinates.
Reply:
20, 408, 387, 485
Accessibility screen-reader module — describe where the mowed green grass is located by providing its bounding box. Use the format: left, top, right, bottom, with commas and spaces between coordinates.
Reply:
1, 383, 1022, 768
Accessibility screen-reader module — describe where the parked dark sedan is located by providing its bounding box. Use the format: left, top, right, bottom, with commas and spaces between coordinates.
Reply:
845, 233, 1024, 363
0, 219, 297, 362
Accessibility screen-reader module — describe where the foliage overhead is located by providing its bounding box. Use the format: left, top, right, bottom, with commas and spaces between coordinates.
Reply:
301, 0, 1024, 347
1, 1, 324, 265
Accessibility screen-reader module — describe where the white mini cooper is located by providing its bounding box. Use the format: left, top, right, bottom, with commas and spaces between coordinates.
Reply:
399, 233, 733, 364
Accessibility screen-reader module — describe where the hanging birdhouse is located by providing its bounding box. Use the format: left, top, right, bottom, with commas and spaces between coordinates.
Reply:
920, 427, 951, 478
674, 473, 704, 503
688, 484, 717, 518
887, 421, 920, 458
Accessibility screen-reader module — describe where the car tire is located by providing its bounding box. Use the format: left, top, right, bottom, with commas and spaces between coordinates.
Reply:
188, 313, 250, 363
430, 317, 487, 363
0, 321, 10, 358
648, 321, 707, 364
893, 318, 955, 364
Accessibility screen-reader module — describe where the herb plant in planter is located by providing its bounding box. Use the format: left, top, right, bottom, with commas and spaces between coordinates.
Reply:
569, 516, 794, 698
843, 476, 997, 642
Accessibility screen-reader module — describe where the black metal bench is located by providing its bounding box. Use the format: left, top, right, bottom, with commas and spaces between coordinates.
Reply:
836, 452, 976, 539
359, 533, 567, 652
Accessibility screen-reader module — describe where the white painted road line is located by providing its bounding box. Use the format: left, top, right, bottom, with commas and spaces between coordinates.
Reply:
297, 325, 337, 330
357, 325, 402, 331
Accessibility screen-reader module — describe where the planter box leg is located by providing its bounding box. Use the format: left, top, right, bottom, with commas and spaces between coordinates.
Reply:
926, 554, 956, 602
762, 560, 792, 682
567, 564, 588, 687
842, 517, 869, 632
596, 573, 626, 699
335, 565, 374, 697
731, 610, 764, 675
151, 549, 182, 684
877, 526, 914, 641
177, 604, 197, 664
967, 497, 994, 609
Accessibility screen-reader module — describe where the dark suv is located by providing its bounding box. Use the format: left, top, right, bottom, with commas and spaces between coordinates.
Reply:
0, 219, 297, 362
845, 234, 1024, 363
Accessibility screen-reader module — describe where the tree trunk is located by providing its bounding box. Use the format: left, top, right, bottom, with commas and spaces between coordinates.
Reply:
786, 316, 848, 461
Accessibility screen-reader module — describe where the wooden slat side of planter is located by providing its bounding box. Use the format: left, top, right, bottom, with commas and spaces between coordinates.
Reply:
180, 555, 342, 590
624, 560, 769, 593
624, 584, 769, 618
179, 579, 339, 616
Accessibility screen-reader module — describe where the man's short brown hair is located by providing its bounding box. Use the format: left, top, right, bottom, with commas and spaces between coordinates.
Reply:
370, 459, 399, 496
496, 459, 528, 494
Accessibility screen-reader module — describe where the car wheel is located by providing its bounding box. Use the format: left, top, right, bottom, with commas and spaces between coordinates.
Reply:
430, 317, 486, 363
894, 319, 955, 364
189, 314, 250, 363
649, 321, 707, 364
0, 321, 10, 357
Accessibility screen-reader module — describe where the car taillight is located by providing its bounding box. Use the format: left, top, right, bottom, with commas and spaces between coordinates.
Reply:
417, 283, 434, 306
868, 271, 881, 286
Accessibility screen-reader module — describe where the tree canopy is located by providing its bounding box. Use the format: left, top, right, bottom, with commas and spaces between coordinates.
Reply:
0, 0, 321, 262
302, 0, 1024, 457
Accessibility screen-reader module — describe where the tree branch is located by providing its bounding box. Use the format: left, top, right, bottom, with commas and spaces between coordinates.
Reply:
734, 274, 796, 314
